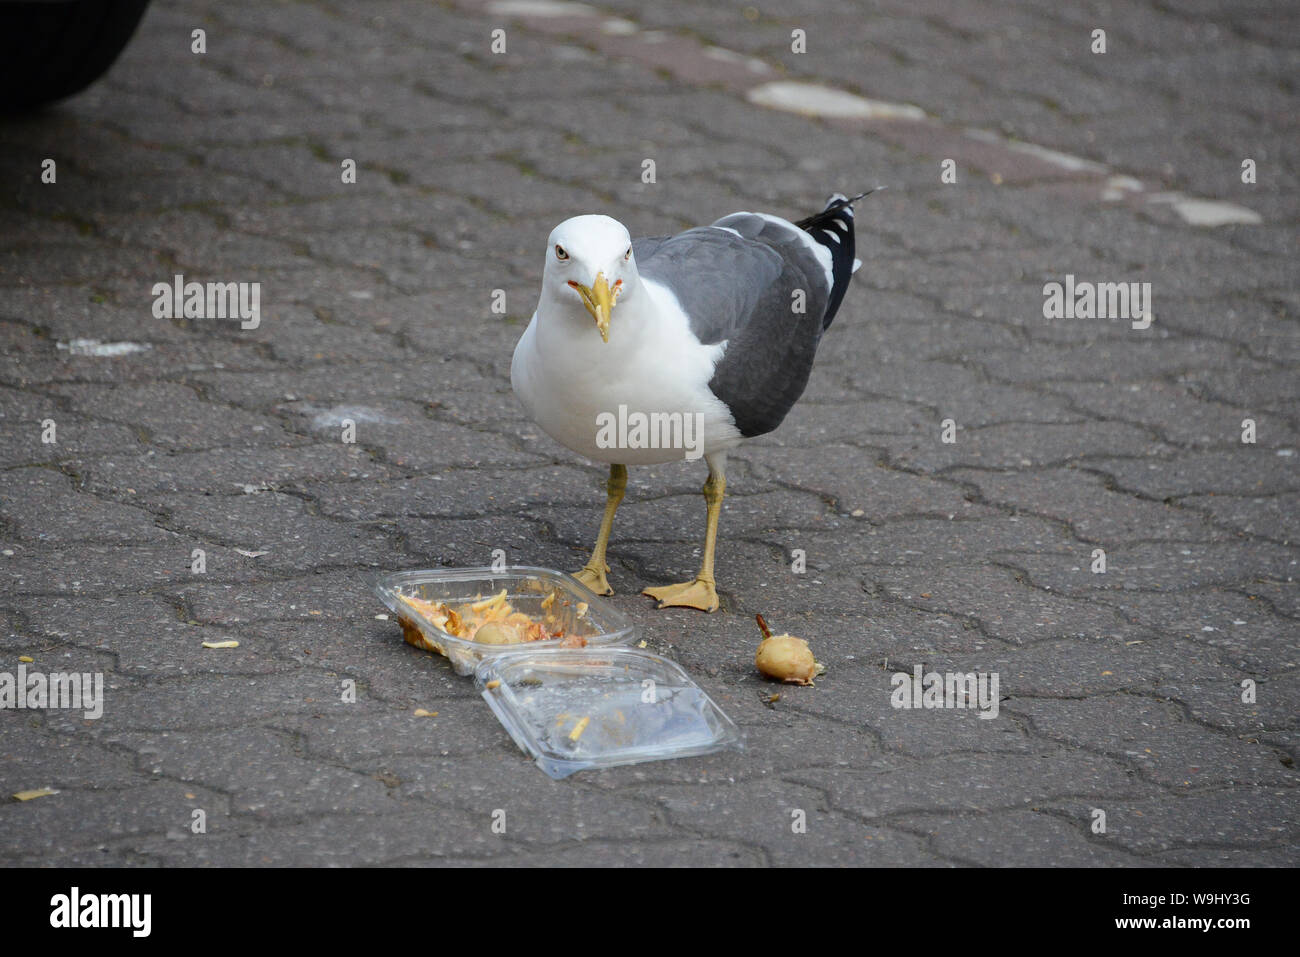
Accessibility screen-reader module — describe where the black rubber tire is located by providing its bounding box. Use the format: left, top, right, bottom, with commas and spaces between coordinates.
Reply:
0, 0, 151, 112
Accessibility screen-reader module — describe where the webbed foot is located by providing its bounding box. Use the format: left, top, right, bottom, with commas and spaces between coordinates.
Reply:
642, 578, 719, 613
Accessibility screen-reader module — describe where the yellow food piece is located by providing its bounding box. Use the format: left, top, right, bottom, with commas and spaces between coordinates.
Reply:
485, 680, 501, 691
12, 788, 57, 801
755, 634, 823, 686
569, 716, 591, 741
470, 589, 509, 613
413, 709, 439, 717
202, 640, 240, 650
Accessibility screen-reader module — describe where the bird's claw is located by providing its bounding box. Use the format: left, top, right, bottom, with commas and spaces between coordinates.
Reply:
642, 578, 719, 613
574, 562, 613, 596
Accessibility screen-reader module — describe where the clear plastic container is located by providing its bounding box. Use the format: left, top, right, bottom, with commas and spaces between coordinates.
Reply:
372, 566, 638, 676
474, 647, 744, 779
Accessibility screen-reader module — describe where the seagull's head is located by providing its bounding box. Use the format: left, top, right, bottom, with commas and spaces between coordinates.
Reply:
543, 214, 638, 343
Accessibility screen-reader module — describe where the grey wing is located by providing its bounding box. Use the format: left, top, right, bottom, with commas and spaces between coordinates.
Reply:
634, 216, 832, 437
631, 235, 672, 262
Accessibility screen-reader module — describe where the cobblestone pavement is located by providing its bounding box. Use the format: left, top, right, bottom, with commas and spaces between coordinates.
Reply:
1, 0, 1297, 866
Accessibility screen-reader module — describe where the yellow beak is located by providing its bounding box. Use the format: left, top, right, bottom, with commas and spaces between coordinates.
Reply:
569, 272, 616, 343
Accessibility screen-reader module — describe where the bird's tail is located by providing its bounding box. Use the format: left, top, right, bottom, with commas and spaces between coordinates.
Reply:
795, 189, 880, 329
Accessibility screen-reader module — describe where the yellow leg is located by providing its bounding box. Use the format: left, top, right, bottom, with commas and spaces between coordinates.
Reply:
643, 460, 725, 613
573, 464, 627, 596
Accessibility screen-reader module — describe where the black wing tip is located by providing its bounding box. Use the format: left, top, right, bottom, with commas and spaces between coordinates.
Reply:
822, 186, 885, 212
793, 187, 883, 228
794, 187, 879, 328
835, 188, 883, 204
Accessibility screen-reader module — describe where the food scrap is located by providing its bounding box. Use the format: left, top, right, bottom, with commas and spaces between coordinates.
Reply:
568, 716, 591, 741
754, 614, 824, 686
12, 788, 58, 801
413, 709, 438, 717
470, 589, 509, 613
398, 590, 587, 651
202, 640, 240, 650
473, 622, 520, 645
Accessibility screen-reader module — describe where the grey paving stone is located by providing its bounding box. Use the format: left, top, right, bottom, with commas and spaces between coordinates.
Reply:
415, 838, 767, 867
107, 727, 399, 818
152, 490, 397, 572
1245, 580, 1300, 619
131, 805, 515, 867
1, 467, 169, 545
945, 466, 1230, 543
7, 543, 252, 596
889, 809, 1157, 867
1180, 492, 1300, 544
77, 444, 396, 497
0, 385, 144, 467
892, 421, 1164, 472
241, 616, 483, 706
798, 748, 1155, 819
1093, 587, 1299, 673
7, 593, 290, 677
1044, 789, 1298, 855
1090, 449, 1299, 498
173, 569, 380, 626
52, 381, 299, 451
189, 360, 503, 408
1154, 844, 1298, 867
303, 464, 599, 520
622, 778, 941, 865
1004, 540, 1298, 594
0, 727, 147, 793
868, 563, 1152, 645
0, 781, 230, 861
1009, 694, 1295, 789
38, 668, 354, 736
270, 705, 509, 765
942, 634, 1245, 699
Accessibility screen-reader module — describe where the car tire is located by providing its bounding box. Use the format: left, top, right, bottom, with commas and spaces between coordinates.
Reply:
0, 0, 151, 112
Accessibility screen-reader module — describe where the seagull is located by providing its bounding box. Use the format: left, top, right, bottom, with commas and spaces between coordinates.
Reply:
511, 192, 871, 612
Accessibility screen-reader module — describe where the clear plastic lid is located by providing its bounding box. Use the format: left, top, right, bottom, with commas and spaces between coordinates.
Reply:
373, 566, 638, 675
474, 647, 744, 779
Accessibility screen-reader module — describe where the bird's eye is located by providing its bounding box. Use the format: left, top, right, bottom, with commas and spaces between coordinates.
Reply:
555, 244, 569, 261
624, 247, 632, 260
